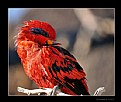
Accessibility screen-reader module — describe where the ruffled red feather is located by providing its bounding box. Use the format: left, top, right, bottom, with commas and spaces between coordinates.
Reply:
15, 20, 90, 95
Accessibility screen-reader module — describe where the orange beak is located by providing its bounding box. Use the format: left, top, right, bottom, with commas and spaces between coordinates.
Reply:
47, 39, 53, 45
45, 39, 61, 46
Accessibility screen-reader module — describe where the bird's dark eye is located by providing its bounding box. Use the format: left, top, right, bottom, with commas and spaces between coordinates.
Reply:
31, 28, 49, 37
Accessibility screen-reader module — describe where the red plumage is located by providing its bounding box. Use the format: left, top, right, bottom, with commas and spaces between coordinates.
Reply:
15, 20, 90, 95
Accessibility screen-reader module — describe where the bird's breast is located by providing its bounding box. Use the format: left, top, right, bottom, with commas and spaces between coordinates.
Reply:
17, 41, 55, 88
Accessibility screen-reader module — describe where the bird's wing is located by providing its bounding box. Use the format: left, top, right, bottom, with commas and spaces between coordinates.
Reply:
46, 46, 89, 95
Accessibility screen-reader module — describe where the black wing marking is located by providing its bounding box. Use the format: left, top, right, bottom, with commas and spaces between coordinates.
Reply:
53, 46, 76, 60
52, 46, 83, 71
47, 46, 89, 95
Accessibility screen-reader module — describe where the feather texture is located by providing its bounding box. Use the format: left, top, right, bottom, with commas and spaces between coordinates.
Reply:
15, 20, 90, 95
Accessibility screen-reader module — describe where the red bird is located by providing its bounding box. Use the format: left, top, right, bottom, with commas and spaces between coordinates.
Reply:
15, 20, 90, 95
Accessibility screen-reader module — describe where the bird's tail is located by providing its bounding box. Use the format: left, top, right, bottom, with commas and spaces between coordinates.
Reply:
61, 78, 90, 95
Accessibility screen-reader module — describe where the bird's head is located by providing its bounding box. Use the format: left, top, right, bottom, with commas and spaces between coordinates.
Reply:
16, 20, 57, 46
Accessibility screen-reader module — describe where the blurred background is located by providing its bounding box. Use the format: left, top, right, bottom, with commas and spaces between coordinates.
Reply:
8, 8, 115, 96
